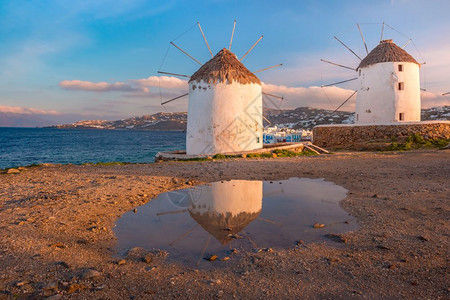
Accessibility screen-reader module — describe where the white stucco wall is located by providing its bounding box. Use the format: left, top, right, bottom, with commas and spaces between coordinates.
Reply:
186, 80, 263, 155
188, 180, 263, 216
356, 62, 421, 124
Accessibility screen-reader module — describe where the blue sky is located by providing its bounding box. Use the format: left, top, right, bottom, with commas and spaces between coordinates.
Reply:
1, 0, 449, 125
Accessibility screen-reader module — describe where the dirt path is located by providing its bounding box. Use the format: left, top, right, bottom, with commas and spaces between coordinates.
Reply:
0, 150, 449, 299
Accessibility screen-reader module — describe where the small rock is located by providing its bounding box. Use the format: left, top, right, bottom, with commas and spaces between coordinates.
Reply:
133, 208, 138, 213
229, 249, 239, 255
142, 255, 152, 264
50, 243, 66, 249
207, 279, 221, 285
56, 261, 70, 269
328, 258, 342, 264
228, 234, 243, 239
296, 240, 304, 245
117, 259, 126, 266
371, 194, 378, 198
66, 283, 84, 294
81, 269, 101, 280
376, 245, 392, 250
6, 168, 20, 174
206, 255, 218, 261
388, 263, 397, 269
43, 282, 58, 291
411, 281, 419, 286
16, 281, 28, 287
87, 226, 98, 232
417, 235, 428, 241
217, 290, 224, 298
325, 233, 347, 243
221, 257, 230, 261
313, 223, 325, 229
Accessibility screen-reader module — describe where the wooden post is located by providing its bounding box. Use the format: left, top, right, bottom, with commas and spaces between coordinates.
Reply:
333, 90, 357, 112
240, 35, 263, 61
356, 23, 369, 55
229, 20, 236, 50
171, 42, 202, 65
334, 36, 362, 60
380, 22, 385, 42
161, 93, 189, 105
320, 59, 356, 71
157, 71, 190, 78
197, 22, 213, 58
253, 63, 283, 74
321, 77, 357, 87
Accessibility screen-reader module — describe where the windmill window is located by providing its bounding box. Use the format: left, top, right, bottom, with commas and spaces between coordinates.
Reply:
398, 64, 403, 72
359, 69, 361, 76
399, 113, 405, 121
398, 82, 404, 90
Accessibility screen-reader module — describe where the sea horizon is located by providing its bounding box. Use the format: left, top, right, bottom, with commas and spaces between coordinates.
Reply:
0, 127, 186, 169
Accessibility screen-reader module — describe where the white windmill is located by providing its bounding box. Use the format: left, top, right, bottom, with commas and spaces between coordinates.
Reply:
158, 21, 283, 155
321, 23, 425, 124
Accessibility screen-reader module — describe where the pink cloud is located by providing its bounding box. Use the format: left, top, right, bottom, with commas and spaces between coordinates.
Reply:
262, 82, 357, 111
0, 105, 60, 115
59, 80, 139, 92
261, 83, 449, 111
59, 76, 187, 95
134, 76, 188, 89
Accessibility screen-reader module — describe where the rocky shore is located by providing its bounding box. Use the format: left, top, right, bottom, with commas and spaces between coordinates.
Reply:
0, 149, 449, 299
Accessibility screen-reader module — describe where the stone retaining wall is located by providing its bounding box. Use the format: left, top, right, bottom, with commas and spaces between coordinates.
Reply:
313, 122, 450, 149
155, 142, 306, 162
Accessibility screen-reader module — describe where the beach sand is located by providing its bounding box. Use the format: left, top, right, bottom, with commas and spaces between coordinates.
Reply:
0, 149, 449, 299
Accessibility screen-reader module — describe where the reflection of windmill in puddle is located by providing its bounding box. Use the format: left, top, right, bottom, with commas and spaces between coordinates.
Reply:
156, 180, 285, 264
188, 180, 263, 245
321, 23, 425, 123
158, 21, 283, 155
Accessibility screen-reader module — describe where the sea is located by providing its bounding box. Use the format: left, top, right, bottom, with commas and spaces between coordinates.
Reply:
0, 128, 186, 169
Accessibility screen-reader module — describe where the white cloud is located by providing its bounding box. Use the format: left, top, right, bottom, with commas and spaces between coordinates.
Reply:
59, 80, 139, 92
59, 76, 187, 96
0, 105, 60, 115
262, 82, 357, 111
134, 76, 188, 89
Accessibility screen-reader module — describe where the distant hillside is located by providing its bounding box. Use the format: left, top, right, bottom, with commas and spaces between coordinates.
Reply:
0, 112, 52, 127
48, 112, 187, 131
47, 106, 450, 131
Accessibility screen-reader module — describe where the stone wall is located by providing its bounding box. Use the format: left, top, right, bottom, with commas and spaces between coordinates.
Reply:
313, 122, 450, 149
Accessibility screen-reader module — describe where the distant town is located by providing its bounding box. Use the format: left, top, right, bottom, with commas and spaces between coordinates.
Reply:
47, 106, 450, 131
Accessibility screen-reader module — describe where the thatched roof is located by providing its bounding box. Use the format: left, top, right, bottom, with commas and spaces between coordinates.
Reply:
189, 48, 261, 85
188, 209, 260, 245
357, 39, 419, 70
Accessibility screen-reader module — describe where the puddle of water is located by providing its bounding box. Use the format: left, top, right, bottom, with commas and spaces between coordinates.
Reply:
114, 178, 357, 267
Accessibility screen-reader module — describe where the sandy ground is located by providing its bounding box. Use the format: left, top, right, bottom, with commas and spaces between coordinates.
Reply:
0, 149, 449, 299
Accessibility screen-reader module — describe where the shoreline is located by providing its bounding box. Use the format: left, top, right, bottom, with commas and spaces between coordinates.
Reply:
1, 149, 449, 298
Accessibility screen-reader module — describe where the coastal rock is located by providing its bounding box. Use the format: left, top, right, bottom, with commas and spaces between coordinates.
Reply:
81, 269, 101, 280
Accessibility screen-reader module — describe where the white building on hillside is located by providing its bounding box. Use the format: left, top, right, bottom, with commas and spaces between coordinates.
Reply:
355, 39, 421, 124
186, 48, 263, 155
